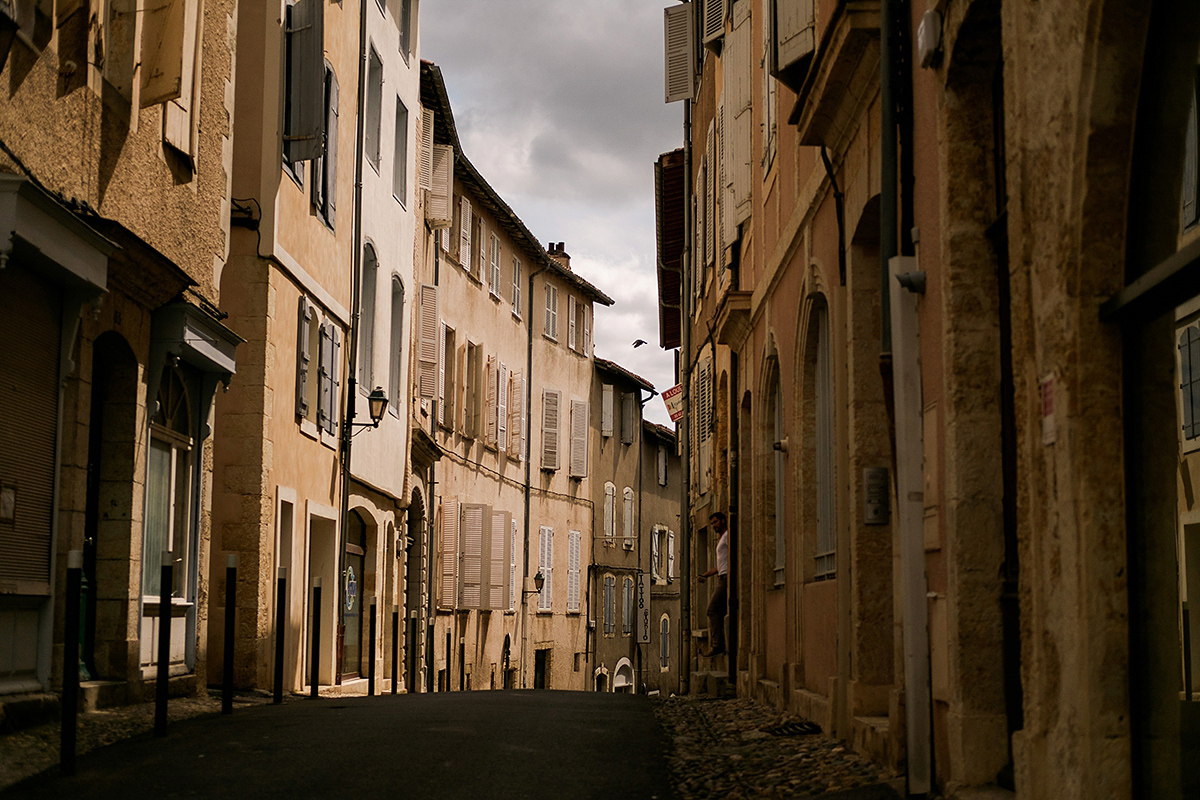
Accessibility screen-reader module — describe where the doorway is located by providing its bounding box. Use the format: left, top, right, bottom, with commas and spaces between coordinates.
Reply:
534, 648, 549, 689
341, 511, 367, 678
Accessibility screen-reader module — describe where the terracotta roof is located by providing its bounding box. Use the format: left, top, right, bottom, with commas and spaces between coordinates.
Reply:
642, 419, 676, 445
420, 61, 613, 306
594, 357, 656, 393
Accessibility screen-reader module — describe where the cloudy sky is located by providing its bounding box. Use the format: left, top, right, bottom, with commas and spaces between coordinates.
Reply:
420, 0, 682, 426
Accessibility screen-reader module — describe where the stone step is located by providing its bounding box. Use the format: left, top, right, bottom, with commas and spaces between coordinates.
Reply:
81, 680, 128, 712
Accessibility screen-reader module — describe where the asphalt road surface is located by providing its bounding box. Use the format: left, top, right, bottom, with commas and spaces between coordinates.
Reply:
1, 691, 675, 799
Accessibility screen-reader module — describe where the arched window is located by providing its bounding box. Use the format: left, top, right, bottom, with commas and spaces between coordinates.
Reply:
360, 244, 378, 389
389, 276, 404, 415
143, 367, 193, 599
603, 482, 615, 543
659, 615, 670, 668
622, 487, 635, 548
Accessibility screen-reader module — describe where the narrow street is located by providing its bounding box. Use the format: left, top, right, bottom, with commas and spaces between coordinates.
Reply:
2, 692, 673, 800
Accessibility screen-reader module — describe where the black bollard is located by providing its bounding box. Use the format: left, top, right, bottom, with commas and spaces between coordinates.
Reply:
310, 578, 321, 699
222, 554, 237, 715
391, 605, 399, 695
61, 550, 82, 775
274, 567, 287, 704
155, 550, 173, 737
368, 599, 377, 697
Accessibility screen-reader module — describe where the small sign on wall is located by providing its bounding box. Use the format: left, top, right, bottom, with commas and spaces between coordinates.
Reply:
636, 574, 652, 644
864, 467, 889, 525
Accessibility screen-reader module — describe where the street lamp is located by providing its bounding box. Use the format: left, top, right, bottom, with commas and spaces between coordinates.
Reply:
522, 571, 545, 597
347, 386, 388, 438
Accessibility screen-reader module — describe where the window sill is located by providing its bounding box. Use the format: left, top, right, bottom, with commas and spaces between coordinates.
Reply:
299, 418, 320, 440
543, 333, 558, 344
511, 309, 522, 322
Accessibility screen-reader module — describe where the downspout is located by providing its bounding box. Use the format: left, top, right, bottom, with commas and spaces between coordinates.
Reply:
520, 261, 549, 688
679, 95, 694, 697
727, 352, 738, 690
424, 234, 441, 693
336, 0, 371, 687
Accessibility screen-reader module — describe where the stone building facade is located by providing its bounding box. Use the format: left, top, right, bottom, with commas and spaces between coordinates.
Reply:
0, 0, 240, 705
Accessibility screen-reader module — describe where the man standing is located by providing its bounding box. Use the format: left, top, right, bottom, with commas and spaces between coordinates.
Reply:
698, 512, 729, 658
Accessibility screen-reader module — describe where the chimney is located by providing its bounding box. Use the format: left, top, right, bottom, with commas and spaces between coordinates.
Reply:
547, 241, 571, 271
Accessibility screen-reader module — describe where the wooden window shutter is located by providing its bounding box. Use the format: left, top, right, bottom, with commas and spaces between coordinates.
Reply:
538, 526, 554, 611
509, 521, 518, 611
604, 482, 615, 541
623, 487, 634, 546
327, 326, 341, 435
1185, 90, 1199, 229
604, 576, 615, 634
706, 124, 717, 266
568, 295, 577, 351
696, 161, 707, 271
567, 530, 581, 612
437, 321, 447, 425
459, 198, 473, 268
601, 384, 614, 437
774, 0, 816, 81
438, 498, 460, 609
512, 257, 522, 313
317, 321, 331, 430
283, 0, 325, 162
484, 355, 497, 446
497, 362, 508, 453
419, 107, 435, 191
727, 2, 753, 224
621, 391, 635, 444
487, 510, 512, 610
651, 531, 660, 580
544, 284, 558, 339
162, 0, 201, 154
417, 284, 438, 398
542, 389, 560, 470
507, 370, 522, 459
296, 297, 312, 417
490, 235, 502, 296
668, 531, 676, 580
428, 144, 454, 227
519, 376, 528, 460
582, 305, 590, 356
459, 503, 488, 609
623, 577, 633, 634
141, 0, 188, 107
658, 445, 668, 486
702, 0, 724, 47
663, 2, 696, 103
569, 400, 588, 478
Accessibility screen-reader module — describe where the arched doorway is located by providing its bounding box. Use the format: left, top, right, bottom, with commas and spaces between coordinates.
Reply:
405, 489, 425, 692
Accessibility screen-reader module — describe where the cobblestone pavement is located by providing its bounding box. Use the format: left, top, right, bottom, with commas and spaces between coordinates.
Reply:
0, 692, 274, 791
654, 696, 902, 799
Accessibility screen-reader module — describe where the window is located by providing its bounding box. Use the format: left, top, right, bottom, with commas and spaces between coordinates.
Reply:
581, 304, 591, 356
603, 575, 615, 635
507, 370, 526, 461
489, 234, 502, 298
143, 367, 194, 600
312, 64, 339, 226
541, 389, 561, 470
659, 615, 670, 669
458, 197, 473, 268
464, 342, 483, 437
512, 257, 522, 316
316, 320, 342, 436
652, 526, 672, 584
544, 284, 559, 340
438, 325, 456, 429
417, 284, 438, 400
365, 46, 383, 171
296, 296, 315, 419
568, 295, 577, 350
1183, 75, 1199, 230
474, 217, 485, 280
603, 483, 616, 544
388, 278, 404, 417
1179, 323, 1200, 446
601, 384, 614, 438
567, 530, 581, 612
399, 0, 413, 61
538, 526, 554, 611
622, 577, 634, 635
359, 245, 378, 390
622, 487, 634, 548
657, 445, 668, 486
569, 399, 589, 478
394, 98, 409, 205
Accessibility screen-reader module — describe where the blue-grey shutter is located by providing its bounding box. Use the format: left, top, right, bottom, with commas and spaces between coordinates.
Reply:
621, 391, 635, 444
325, 68, 339, 227
317, 321, 331, 430
328, 325, 341, 435
284, 0, 325, 163
297, 296, 312, 417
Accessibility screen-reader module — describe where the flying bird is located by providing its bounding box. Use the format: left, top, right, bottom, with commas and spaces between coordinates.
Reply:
632, 339, 647, 348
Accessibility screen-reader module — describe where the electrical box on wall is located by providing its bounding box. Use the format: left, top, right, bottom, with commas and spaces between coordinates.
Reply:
864, 467, 890, 525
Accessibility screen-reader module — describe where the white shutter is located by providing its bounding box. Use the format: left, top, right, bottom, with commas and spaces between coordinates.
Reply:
604, 483, 615, 542
485, 355, 497, 446
601, 384, 614, 438
419, 107, 435, 190
490, 235, 502, 296
538, 526, 554, 611
459, 198, 473, 268
696, 161, 707, 272
488, 510, 511, 610
658, 446, 669, 486
568, 295, 577, 351
512, 258, 522, 314
507, 371, 522, 459
141, 0, 189, 106
582, 305, 591, 356
727, 2, 753, 224
428, 144, 453, 227
569, 400, 589, 478
317, 321, 331, 430
668, 531, 676, 580
623, 488, 634, 547
519, 377, 528, 460
438, 498, 460, 609
663, 3, 696, 103
329, 326, 341, 435
510, 521, 518, 611
652, 531, 660, 580
568, 530, 581, 612
497, 362, 508, 453
542, 389, 560, 470
775, 0, 816, 77
720, 102, 734, 257
545, 284, 558, 340
437, 321, 447, 425
418, 284, 438, 398
702, 0, 725, 46
162, 0, 200, 155
459, 503, 488, 609
706, 124, 717, 266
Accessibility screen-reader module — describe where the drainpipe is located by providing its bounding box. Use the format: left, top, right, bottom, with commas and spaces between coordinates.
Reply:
335, 0, 371, 687
520, 261, 548, 688
679, 97, 694, 697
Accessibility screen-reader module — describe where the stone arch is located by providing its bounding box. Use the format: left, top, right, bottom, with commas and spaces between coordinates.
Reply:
405, 486, 427, 692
